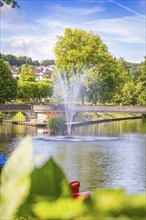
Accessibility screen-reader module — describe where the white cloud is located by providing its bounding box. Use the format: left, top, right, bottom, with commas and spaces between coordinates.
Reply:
35, 14, 145, 45
35, 19, 68, 33
81, 16, 145, 44
0, 4, 25, 23
1, 4, 145, 63
9, 39, 27, 51
53, 5, 105, 16
2, 35, 56, 61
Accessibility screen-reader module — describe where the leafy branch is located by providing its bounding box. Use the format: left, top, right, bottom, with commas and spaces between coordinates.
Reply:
0, 0, 20, 8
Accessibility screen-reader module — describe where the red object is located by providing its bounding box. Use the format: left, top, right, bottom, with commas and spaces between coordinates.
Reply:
69, 180, 92, 200
72, 191, 92, 200
69, 180, 80, 194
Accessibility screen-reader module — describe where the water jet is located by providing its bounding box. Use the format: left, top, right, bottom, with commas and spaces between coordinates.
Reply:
53, 70, 83, 136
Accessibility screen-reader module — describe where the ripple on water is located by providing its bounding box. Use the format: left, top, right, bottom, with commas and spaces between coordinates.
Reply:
32, 136, 124, 142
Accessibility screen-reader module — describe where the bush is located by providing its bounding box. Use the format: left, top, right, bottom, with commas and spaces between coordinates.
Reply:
47, 116, 67, 134
47, 116, 58, 134
0, 112, 6, 120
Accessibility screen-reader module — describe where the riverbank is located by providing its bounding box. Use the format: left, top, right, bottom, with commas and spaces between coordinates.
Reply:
2, 119, 47, 127
73, 115, 143, 127
1, 113, 143, 128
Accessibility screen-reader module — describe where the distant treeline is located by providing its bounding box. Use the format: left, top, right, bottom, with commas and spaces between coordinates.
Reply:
0, 53, 55, 67
0, 53, 140, 76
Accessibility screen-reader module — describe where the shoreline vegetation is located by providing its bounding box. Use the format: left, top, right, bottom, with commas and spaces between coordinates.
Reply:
0, 111, 144, 135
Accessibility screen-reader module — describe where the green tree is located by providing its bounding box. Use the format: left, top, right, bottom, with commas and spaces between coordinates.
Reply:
17, 81, 37, 101
54, 28, 108, 76
126, 61, 140, 76
113, 59, 135, 105
2, 54, 40, 66
33, 60, 40, 66
41, 59, 55, 66
136, 57, 146, 105
54, 28, 120, 104
0, 59, 17, 103
118, 81, 137, 105
37, 81, 53, 98
19, 64, 35, 82
17, 81, 52, 102
85, 58, 118, 105
2, 54, 18, 66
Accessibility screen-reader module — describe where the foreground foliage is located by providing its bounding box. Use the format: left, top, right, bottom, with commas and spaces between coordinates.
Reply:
0, 0, 19, 8
0, 137, 145, 219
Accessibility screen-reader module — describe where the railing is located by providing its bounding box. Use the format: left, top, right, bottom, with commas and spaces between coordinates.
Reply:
33, 105, 146, 114
0, 104, 146, 114
0, 104, 32, 112
74, 105, 146, 113
32, 105, 61, 112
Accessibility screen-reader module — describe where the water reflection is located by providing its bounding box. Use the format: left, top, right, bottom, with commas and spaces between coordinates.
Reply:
73, 118, 146, 137
0, 119, 145, 193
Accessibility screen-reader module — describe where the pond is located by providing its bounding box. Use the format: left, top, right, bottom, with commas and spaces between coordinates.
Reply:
0, 119, 145, 194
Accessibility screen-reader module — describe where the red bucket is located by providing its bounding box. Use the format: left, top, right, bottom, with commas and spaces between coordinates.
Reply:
69, 180, 80, 194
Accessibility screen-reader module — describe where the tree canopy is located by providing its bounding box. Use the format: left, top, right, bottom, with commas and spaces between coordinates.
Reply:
0, 59, 17, 103
126, 62, 140, 76
17, 64, 53, 101
85, 59, 119, 105
136, 57, 146, 105
18, 64, 35, 82
17, 81, 52, 101
1, 53, 56, 67
54, 28, 121, 104
54, 28, 145, 106
54, 28, 108, 75
1, 54, 40, 66
40, 59, 55, 66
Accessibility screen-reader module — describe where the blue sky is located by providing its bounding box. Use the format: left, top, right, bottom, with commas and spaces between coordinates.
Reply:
1, 0, 145, 63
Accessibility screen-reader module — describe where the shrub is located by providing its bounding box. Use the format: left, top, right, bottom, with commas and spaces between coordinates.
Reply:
47, 116, 67, 134
47, 116, 58, 134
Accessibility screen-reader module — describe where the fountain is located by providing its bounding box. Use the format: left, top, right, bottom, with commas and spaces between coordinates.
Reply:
53, 69, 83, 136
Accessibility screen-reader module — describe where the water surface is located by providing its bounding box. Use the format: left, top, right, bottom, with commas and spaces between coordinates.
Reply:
0, 119, 145, 193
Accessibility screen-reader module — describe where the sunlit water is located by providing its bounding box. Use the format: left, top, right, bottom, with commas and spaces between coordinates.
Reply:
0, 119, 145, 194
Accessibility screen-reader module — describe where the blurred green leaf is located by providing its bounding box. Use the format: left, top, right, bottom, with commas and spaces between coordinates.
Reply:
83, 189, 146, 219
123, 194, 146, 218
12, 1, 17, 8
84, 189, 126, 218
17, 157, 71, 217
33, 198, 85, 219
31, 157, 71, 198
0, 2, 4, 7
6, 0, 12, 5
0, 136, 33, 219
